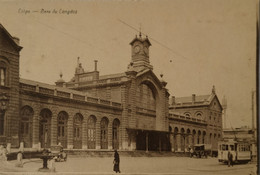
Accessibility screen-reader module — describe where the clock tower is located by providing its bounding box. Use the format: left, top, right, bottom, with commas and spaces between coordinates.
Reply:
129, 33, 153, 71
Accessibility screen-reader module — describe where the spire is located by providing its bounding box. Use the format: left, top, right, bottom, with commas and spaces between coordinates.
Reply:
212, 85, 216, 94
139, 23, 142, 38
77, 57, 80, 66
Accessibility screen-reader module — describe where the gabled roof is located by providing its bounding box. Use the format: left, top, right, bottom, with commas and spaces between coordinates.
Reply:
0, 23, 23, 51
170, 91, 223, 110
136, 68, 163, 89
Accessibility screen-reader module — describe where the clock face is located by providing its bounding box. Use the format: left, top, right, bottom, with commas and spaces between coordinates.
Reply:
134, 45, 140, 53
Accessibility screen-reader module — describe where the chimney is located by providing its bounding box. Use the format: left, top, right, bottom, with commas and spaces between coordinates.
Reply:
12, 36, 20, 45
192, 94, 196, 104
171, 96, 175, 105
94, 60, 98, 71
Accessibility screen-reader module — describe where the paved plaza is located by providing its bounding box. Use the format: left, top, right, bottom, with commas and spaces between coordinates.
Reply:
0, 156, 257, 175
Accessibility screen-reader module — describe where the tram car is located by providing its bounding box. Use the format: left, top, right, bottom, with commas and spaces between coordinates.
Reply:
218, 140, 251, 164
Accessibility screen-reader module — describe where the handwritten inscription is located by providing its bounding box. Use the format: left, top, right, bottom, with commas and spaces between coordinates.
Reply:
18, 8, 77, 15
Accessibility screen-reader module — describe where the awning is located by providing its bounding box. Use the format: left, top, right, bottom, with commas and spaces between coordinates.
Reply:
126, 128, 170, 134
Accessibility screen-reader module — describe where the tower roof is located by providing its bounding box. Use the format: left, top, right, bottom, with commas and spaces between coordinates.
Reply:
129, 34, 151, 46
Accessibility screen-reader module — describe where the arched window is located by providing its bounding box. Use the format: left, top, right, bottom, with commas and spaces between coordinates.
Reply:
112, 119, 120, 150
136, 83, 156, 111
39, 109, 52, 148
20, 106, 33, 147
87, 115, 96, 149
0, 60, 8, 86
100, 117, 108, 149
184, 113, 191, 118
0, 110, 4, 135
73, 113, 83, 149
57, 111, 68, 148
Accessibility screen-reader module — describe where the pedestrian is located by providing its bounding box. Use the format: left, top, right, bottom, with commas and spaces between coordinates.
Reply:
113, 150, 121, 173
190, 147, 194, 158
227, 151, 233, 167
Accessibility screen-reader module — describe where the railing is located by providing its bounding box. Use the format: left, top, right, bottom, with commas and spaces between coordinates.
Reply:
20, 82, 122, 108
168, 113, 206, 124
174, 101, 208, 106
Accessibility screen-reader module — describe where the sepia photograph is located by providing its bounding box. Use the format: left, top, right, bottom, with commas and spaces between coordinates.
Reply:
0, 0, 258, 174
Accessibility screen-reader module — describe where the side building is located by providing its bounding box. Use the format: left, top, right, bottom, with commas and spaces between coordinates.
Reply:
168, 87, 223, 155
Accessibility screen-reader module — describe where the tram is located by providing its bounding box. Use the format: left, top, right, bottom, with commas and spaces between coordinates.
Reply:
218, 140, 251, 164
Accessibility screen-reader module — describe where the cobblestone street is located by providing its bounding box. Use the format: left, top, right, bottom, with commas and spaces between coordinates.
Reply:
0, 156, 257, 175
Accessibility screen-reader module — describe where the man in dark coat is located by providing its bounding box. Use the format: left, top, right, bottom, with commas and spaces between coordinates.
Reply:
227, 151, 233, 167
113, 150, 120, 173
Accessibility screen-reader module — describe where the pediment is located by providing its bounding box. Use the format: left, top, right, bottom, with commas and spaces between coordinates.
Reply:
136, 69, 163, 90
209, 95, 223, 111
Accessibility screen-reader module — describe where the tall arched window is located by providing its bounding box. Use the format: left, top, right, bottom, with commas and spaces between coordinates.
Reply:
112, 119, 120, 150
73, 113, 83, 149
100, 117, 108, 149
20, 106, 33, 147
0, 110, 4, 135
0, 60, 8, 86
57, 111, 68, 148
136, 83, 156, 111
87, 115, 96, 149
39, 109, 52, 148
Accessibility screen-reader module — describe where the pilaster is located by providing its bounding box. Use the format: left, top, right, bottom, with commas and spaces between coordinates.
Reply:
108, 119, 112, 150
96, 118, 101, 149
82, 115, 88, 149
32, 108, 40, 149
67, 112, 73, 149
51, 110, 58, 146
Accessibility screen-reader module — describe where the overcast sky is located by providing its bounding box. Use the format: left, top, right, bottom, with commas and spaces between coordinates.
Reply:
0, 0, 257, 128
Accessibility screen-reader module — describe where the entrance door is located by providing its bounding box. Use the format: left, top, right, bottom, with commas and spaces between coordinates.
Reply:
100, 118, 108, 149
112, 119, 120, 150
73, 113, 82, 149
39, 109, 51, 148
57, 112, 68, 148
20, 106, 33, 148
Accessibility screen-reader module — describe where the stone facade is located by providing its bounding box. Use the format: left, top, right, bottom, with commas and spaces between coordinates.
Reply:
168, 87, 223, 154
0, 25, 222, 153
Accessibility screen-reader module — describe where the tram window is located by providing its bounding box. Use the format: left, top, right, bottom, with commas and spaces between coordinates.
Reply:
222, 144, 228, 150
230, 145, 234, 151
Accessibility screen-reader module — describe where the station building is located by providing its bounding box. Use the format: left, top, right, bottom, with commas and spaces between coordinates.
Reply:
0, 24, 222, 152
168, 89, 223, 154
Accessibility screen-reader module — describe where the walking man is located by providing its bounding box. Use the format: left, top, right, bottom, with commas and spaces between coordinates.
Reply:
113, 150, 121, 173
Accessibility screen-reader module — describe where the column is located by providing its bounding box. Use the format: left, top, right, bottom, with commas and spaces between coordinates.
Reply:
158, 133, 161, 152
96, 118, 101, 149
170, 133, 174, 152
108, 119, 112, 150
130, 132, 136, 151
51, 111, 57, 146
82, 116, 88, 149
176, 134, 181, 152
121, 85, 128, 150
188, 134, 193, 147
32, 109, 40, 149
145, 132, 149, 152
67, 113, 73, 149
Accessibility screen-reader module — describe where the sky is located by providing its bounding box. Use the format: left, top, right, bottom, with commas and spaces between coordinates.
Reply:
0, 0, 257, 128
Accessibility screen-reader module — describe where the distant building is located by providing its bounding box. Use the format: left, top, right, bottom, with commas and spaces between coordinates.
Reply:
168, 88, 223, 154
0, 24, 222, 153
